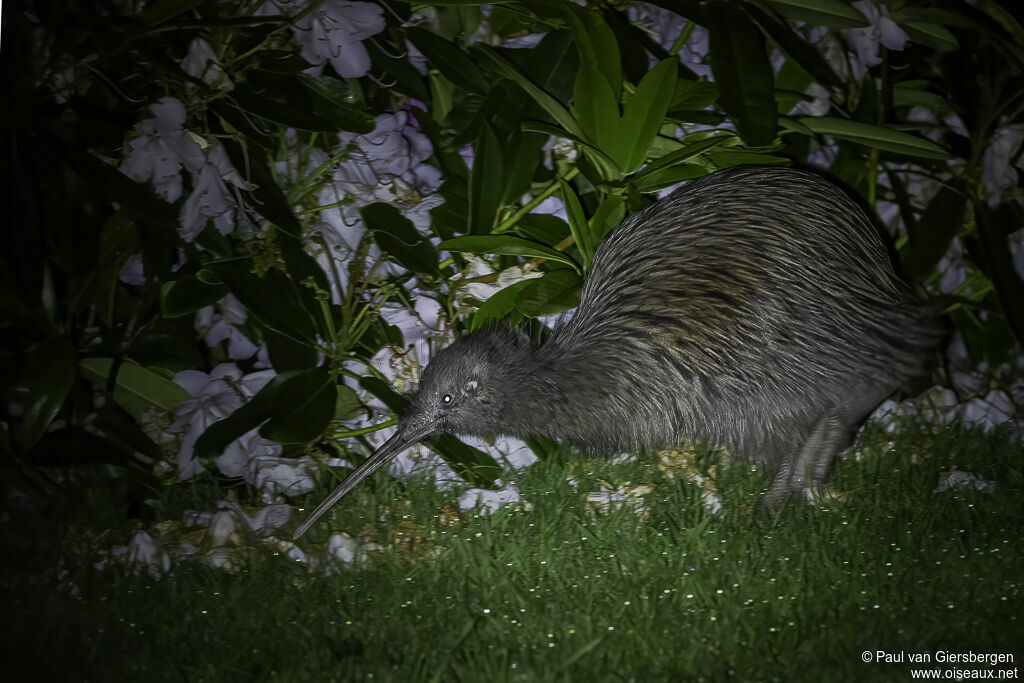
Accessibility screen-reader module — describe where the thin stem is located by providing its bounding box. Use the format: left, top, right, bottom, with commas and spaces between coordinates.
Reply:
668, 21, 695, 57
334, 418, 397, 439
494, 167, 580, 234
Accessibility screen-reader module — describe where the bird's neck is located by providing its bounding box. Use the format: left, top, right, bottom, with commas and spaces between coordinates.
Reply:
495, 346, 585, 442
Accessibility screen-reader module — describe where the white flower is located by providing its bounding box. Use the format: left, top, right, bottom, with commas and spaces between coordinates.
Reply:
119, 97, 204, 202
962, 390, 1017, 432
936, 238, 966, 295
982, 125, 1024, 203
791, 82, 830, 117
249, 503, 292, 533
215, 499, 293, 535
119, 249, 186, 286
1011, 229, 1024, 281
246, 455, 316, 497
339, 111, 433, 178
405, 39, 427, 75
180, 142, 254, 242
380, 295, 441, 343
458, 484, 529, 514
325, 532, 382, 569
449, 255, 543, 318
196, 294, 258, 360
99, 531, 171, 578
845, 1, 909, 79
171, 365, 276, 479
181, 37, 234, 91
216, 428, 284, 478
933, 470, 995, 494
262, 0, 386, 78
318, 111, 444, 248
119, 254, 147, 286
207, 509, 237, 545
327, 532, 359, 564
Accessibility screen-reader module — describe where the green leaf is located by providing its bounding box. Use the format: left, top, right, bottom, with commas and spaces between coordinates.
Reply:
80, 358, 190, 420
129, 332, 205, 372
633, 164, 707, 193
671, 78, 719, 111
744, 4, 843, 87
706, 2, 778, 147
274, 228, 332, 339
519, 122, 623, 176
707, 150, 790, 168
431, 435, 501, 488
559, 179, 593, 269
501, 131, 546, 207
360, 376, 408, 414
572, 63, 621, 152
229, 71, 375, 134
231, 88, 345, 133
470, 280, 533, 330
296, 75, 376, 134
360, 203, 440, 275
516, 213, 572, 246
265, 328, 319, 372
620, 59, 678, 172
797, 117, 952, 159
902, 183, 966, 282
20, 335, 77, 451
220, 138, 300, 234
630, 132, 735, 182
440, 235, 581, 272
365, 40, 430, 102
969, 204, 1024, 346
406, 27, 490, 96
335, 384, 363, 421
209, 261, 319, 342
515, 269, 583, 317
260, 367, 337, 445
892, 83, 949, 109
43, 137, 179, 236
902, 23, 959, 52
766, 0, 869, 29
96, 404, 163, 460
566, 5, 622, 96
478, 45, 586, 141
69, 211, 138, 325
589, 195, 626, 243
161, 275, 229, 318
193, 371, 299, 460
469, 122, 504, 234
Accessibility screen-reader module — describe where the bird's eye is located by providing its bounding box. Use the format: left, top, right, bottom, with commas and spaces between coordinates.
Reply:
441, 394, 453, 404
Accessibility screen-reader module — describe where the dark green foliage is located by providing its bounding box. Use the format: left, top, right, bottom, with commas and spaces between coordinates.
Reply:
1, 0, 1021, 526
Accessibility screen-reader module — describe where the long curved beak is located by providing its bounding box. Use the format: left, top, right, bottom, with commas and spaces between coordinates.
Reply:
292, 424, 428, 539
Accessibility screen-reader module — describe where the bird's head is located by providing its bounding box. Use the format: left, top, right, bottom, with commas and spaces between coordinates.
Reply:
294, 327, 533, 538
405, 326, 532, 435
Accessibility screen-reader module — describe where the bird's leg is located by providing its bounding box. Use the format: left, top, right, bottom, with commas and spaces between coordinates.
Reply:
760, 384, 894, 512
759, 415, 837, 512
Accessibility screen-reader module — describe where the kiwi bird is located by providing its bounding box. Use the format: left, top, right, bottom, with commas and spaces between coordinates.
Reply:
294, 165, 942, 539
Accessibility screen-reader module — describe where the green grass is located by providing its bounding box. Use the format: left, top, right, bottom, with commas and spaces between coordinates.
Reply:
2, 422, 1022, 682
